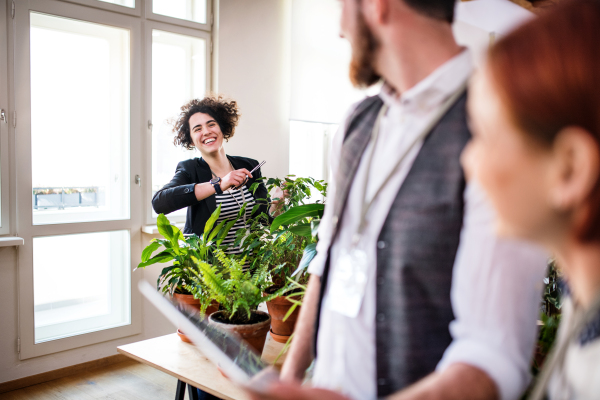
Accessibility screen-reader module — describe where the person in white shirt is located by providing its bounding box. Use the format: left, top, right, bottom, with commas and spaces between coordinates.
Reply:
463, 1, 600, 398
246, 0, 547, 399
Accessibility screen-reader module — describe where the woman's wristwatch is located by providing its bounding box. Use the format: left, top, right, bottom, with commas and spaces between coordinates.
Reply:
210, 177, 223, 194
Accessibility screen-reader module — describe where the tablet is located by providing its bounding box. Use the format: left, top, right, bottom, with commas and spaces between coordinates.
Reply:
139, 281, 278, 389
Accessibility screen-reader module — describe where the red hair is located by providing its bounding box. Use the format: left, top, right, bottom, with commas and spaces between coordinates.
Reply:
488, 0, 600, 241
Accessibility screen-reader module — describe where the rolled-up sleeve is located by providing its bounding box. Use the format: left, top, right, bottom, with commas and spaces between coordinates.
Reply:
436, 181, 548, 400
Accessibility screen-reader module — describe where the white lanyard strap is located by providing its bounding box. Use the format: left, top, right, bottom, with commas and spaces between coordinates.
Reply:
354, 81, 469, 242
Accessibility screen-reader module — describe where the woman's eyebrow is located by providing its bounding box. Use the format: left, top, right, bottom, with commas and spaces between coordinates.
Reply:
192, 119, 216, 131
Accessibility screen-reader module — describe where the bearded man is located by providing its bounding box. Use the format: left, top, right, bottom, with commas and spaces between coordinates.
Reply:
248, 0, 547, 399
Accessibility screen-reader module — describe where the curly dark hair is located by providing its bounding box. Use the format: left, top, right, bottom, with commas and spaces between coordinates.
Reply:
173, 95, 241, 150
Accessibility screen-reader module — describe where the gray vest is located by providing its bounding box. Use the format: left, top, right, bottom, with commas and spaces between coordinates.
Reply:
316, 92, 470, 397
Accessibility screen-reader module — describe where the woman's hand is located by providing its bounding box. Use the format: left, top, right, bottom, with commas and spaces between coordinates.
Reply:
221, 168, 253, 191
269, 187, 289, 217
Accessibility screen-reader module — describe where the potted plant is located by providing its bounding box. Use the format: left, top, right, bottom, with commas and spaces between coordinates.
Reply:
137, 206, 236, 341
192, 248, 289, 354
237, 176, 328, 342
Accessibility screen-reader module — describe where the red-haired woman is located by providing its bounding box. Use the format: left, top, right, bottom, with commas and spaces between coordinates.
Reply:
462, 0, 600, 397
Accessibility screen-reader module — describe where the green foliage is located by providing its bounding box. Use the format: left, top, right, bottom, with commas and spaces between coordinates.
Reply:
538, 313, 561, 355
529, 259, 563, 381
272, 278, 307, 364
239, 175, 328, 288
136, 206, 235, 312
191, 249, 290, 324
543, 258, 562, 317
270, 204, 325, 233
250, 175, 327, 212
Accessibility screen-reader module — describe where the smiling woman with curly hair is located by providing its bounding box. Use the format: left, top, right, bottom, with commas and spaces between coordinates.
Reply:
152, 95, 284, 267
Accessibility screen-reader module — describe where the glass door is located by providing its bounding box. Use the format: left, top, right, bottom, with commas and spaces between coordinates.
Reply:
15, 0, 142, 359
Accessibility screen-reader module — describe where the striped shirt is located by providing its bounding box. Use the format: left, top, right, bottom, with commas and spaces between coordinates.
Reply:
214, 186, 256, 269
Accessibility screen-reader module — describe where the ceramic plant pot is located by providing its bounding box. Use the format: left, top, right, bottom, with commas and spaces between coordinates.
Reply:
265, 295, 301, 343
172, 293, 219, 342
208, 310, 271, 354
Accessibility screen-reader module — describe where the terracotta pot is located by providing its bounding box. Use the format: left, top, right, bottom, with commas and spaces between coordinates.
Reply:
173, 292, 201, 311
208, 311, 271, 354
172, 294, 219, 342
177, 329, 193, 343
265, 294, 301, 339
269, 329, 292, 344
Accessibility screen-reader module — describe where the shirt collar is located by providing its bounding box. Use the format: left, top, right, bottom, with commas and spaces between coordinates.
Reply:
379, 49, 473, 113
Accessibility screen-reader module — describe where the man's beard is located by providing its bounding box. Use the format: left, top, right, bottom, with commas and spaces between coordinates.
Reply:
349, 8, 381, 88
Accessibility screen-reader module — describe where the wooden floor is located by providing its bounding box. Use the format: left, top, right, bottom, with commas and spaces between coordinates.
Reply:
0, 359, 192, 400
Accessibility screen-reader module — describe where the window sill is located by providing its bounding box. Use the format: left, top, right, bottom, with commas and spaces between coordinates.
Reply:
0, 237, 24, 246
141, 223, 185, 235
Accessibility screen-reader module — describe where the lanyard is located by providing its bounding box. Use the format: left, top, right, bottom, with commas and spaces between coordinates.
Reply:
353, 81, 469, 244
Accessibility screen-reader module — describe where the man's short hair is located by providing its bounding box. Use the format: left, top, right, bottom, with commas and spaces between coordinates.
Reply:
403, 0, 456, 23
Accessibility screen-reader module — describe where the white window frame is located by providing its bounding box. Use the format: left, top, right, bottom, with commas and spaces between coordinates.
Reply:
59, 0, 142, 17
9, 0, 213, 359
0, 0, 10, 235
14, 0, 144, 359
144, 0, 212, 32
143, 20, 212, 226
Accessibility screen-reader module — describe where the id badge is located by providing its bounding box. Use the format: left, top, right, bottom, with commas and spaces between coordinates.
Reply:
326, 247, 369, 318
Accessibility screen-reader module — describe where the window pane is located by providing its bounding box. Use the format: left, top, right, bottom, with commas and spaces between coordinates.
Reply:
289, 121, 337, 202
33, 230, 131, 343
98, 0, 135, 8
153, 0, 207, 24
152, 30, 206, 218
30, 13, 130, 225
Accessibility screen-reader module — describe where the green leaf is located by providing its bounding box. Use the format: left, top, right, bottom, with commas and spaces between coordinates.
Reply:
287, 223, 312, 237
141, 241, 162, 262
283, 302, 299, 322
209, 219, 228, 243
204, 204, 222, 238
217, 219, 238, 247
270, 204, 325, 233
137, 251, 174, 269
292, 243, 317, 276
310, 219, 320, 238
156, 214, 174, 241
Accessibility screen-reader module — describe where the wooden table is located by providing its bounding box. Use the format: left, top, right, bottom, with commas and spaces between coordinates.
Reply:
117, 333, 287, 400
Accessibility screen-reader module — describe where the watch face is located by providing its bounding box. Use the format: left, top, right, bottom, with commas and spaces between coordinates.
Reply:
210, 177, 221, 185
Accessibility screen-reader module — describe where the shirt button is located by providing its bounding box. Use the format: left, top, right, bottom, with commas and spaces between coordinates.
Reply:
377, 277, 384, 286
377, 313, 385, 322
184, 188, 190, 193
377, 241, 386, 249
378, 378, 386, 386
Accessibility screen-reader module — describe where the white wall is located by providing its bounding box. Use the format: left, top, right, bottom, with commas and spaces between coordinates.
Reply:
0, 0, 291, 384
216, 0, 291, 180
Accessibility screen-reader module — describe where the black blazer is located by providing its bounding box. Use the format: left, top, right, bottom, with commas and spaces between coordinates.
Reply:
152, 155, 270, 236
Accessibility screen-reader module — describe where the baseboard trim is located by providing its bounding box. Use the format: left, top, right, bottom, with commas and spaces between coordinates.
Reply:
0, 354, 131, 394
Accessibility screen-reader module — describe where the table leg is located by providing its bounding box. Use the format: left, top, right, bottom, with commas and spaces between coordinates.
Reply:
175, 379, 186, 400
187, 383, 200, 400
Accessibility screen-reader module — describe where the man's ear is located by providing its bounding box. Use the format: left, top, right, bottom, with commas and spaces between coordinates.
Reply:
549, 126, 600, 210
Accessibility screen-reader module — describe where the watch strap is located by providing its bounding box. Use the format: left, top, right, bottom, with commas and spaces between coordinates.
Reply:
212, 182, 223, 195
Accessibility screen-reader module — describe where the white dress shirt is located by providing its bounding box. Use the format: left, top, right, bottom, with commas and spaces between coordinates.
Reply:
308, 50, 548, 400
